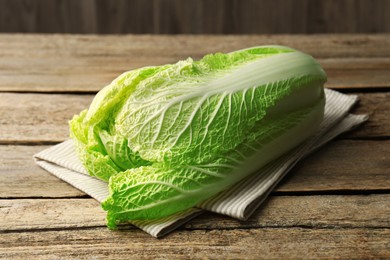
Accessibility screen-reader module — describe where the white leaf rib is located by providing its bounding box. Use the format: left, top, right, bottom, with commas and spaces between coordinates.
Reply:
186, 166, 226, 178
118, 180, 194, 195
150, 109, 166, 146
232, 149, 246, 160
222, 92, 233, 138
199, 92, 227, 145
169, 94, 209, 149
223, 155, 242, 164
199, 163, 237, 169
242, 142, 259, 152
250, 86, 256, 110
164, 100, 183, 135
114, 193, 187, 214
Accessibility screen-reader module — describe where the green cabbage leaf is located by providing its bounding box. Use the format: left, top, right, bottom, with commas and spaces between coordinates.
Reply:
69, 46, 326, 228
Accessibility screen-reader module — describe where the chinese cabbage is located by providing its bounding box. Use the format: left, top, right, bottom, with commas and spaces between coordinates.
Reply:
69, 45, 326, 228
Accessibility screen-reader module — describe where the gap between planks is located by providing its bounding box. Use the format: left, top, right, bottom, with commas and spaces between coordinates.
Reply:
1, 194, 390, 233
0, 34, 389, 93
2, 189, 390, 201
0, 58, 389, 93
1, 226, 389, 258
1, 139, 389, 198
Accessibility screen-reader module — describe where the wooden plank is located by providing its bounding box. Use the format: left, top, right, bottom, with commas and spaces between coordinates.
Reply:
276, 139, 390, 192
0, 145, 86, 198
1, 140, 389, 198
0, 227, 389, 259
0, 57, 389, 92
189, 194, 390, 229
0, 92, 386, 144
348, 92, 389, 138
1, 34, 388, 58
1, 195, 389, 232
323, 58, 390, 89
0, 34, 389, 92
0, 93, 93, 144
0, 199, 105, 231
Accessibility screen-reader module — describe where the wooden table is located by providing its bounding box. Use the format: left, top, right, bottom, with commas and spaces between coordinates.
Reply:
0, 34, 389, 259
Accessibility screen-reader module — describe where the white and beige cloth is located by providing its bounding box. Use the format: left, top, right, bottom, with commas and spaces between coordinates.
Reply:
34, 89, 368, 237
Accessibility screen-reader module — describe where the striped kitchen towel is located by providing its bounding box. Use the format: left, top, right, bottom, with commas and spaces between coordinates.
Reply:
33, 89, 368, 237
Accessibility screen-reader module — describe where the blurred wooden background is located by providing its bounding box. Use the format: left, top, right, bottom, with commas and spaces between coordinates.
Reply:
0, 0, 389, 34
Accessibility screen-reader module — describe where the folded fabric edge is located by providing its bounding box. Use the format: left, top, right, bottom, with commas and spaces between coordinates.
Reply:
239, 113, 369, 220
33, 139, 88, 175
34, 159, 108, 202
34, 158, 204, 237
197, 90, 363, 218
131, 208, 205, 238
198, 111, 368, 220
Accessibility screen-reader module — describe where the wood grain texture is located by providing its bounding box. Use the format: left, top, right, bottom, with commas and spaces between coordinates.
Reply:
348, 92, 390, 138
0, 92, 387, 144
1, 195, 390, 232
0, 145, 86, 198
277, 140, 390, 192
0, 0, 389, 34
1, 227, 389, 259
0, 93, 93, 144
2, 34, 389, 58
1, 140, 388, 198
0, 34, 388, 258
0, 34, 389, 92
324, 58, 390, 89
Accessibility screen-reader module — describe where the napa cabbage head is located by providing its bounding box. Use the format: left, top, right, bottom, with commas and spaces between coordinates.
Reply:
69, 45, 326, 228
